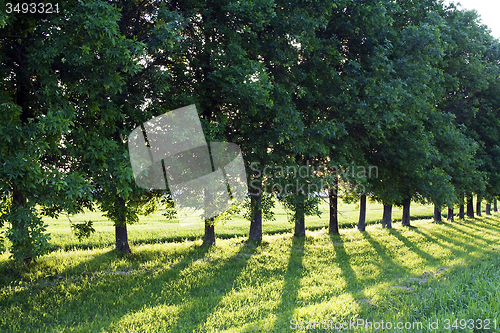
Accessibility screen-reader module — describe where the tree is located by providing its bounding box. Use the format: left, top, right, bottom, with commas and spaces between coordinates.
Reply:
231, 0, 304, 241
427, 111, 479, 222
276, 0, 349, 237
438, 5, 498, 218
470, 40, 500, 213
62, 0, 177, 253
328, 179, 339, 234
312, 0, 394, 233
367, 0, 480, 227
486, 202, 491, 215
447, 207, 454, 221
162, 0, 292, 244
0, 1, 98, 261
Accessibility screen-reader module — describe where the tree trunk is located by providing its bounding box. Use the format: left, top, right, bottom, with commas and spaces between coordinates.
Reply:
11, 186, 32, 262
433, 205, 442, 222
358, 193, 366, 231
494, 199, 498, 212
486, 203, 491, 215
382, 204, 392, 228
203, 187, 216, 246
12, 186, 25, 228
115, 197, 131, 253
476, 194, 481, 217
459, 204, 465, 219
294, 191, 306, 237
447, 207, 454, 221
328, 178, 339, 234
203, 219, 215, 246
294, 214, 305, 237
466, 194, 474, 218
402, 197, 411, 226
248, 186, 262, 241
115, 225, 131, 253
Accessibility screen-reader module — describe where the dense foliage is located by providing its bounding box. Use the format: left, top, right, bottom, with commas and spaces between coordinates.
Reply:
1, 0, 500, 259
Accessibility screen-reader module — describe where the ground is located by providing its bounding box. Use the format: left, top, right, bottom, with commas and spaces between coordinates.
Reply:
0, 201, 499, 332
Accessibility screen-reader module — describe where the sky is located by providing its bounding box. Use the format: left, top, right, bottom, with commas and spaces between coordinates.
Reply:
446, 0, 500, 39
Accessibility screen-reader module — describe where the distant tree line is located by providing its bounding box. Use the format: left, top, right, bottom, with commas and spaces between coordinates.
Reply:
1, 0, 500, 261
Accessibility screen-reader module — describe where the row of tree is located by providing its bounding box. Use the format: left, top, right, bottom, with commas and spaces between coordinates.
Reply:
1, 0, 500, 261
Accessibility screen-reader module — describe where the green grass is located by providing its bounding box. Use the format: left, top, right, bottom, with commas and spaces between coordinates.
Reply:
40, 199, 437, 251
0, 201, 499, 332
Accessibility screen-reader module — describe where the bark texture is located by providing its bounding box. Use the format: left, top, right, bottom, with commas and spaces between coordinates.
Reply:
329, 179, 339, 234
357, 193, 366, 232
203, 187, 216, 246
115, 225, 131, 253
486, 203, 491, 215
203, 219, 216, 246
294, 214, 305, 237
466, 195, 474, 218
433, 205, 442, 222
447, 207, 454, 221
115, 197, 131, 253
476, 194, 481, 217
402, 197, 411, 226
382, 204, 392, 228
248, 189, 262, 241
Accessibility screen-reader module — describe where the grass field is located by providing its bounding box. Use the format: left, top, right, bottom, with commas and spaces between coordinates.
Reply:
0, 200, 499, 332
38, 199, 438, 251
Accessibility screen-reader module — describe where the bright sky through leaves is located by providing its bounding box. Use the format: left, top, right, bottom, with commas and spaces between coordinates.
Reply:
448, 0, 500, 39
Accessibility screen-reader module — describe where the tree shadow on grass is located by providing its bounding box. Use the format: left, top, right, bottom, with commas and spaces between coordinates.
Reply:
397, 214, 435, 222
478, 215, 500, 230
0, 242, 217, 332
360, 232, 410, 279
328, 234, 375, 319
387, 228, 437, 265
0, 259, 28, 289
329, 234, 360, 292
413, 223, 496, 259
0, 248, 124, 290
410, 227, 469, 259
274, 236, 305, 328
467, 216, 500, 233
440, 220, 500, 246
176, 240, 261, 331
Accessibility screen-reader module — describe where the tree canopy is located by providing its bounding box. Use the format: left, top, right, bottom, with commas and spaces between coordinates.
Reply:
1, 0, 500, 259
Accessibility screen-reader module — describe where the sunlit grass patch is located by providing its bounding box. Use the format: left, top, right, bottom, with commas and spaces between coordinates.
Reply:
39, 200, 438, 251
0, 206, 499, 332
